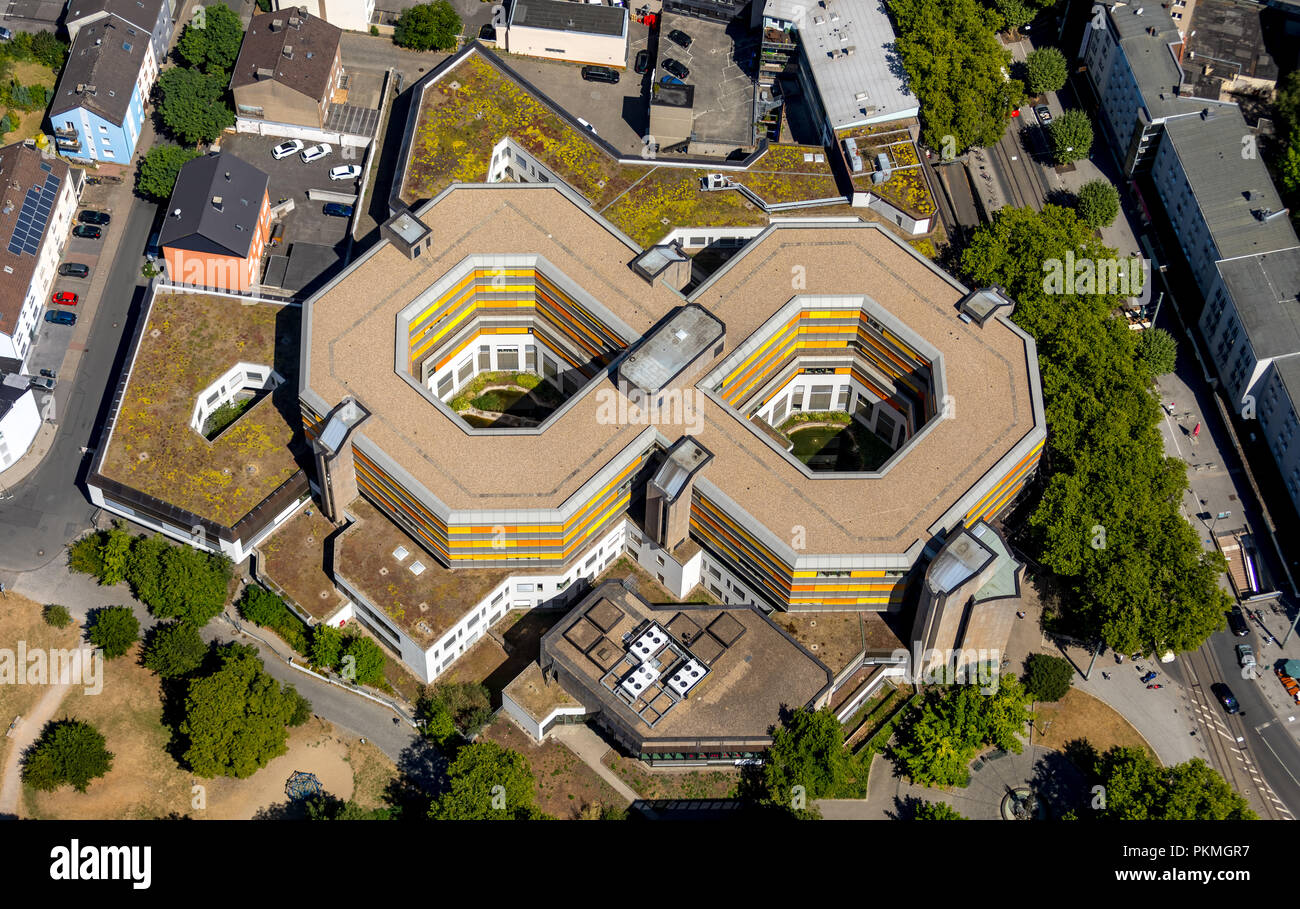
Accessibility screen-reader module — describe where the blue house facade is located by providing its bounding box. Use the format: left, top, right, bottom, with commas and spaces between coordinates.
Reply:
49, 14, 159, 164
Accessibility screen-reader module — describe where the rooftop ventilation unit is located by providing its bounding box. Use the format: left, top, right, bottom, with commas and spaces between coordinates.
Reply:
630, 624, 669, 661
842, 136, 864, 173
283, 45, 294, 58
619, 663, 661, 699
270, 18, 284, 30
666, 659, 708, 696
699, 173, 734, 191
211, 195, 224, 211
871, 151, 892, 184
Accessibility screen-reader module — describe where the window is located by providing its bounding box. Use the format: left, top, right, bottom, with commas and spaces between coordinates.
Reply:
498, 347, 519, 370
457, 359, 473, 385
478, 345, 491, 370
656, 555, 665, 566
437, 373, 453, 398
516, 583, 535, 593
102, 149, 114, 158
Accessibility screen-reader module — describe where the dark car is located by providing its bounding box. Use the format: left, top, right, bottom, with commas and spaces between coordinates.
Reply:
634, 49, 650, 74
1211, 682, 1240, 715
72, 224, 101, 240
1227, 607, 1249, 637
58, 263, 90, 278
666, 28, 692, 49
478, 23, 496, 41
661, 57, 689, 81
44, 310, 77, 326
77, 210, 111, 226
322, 202, 353, 218
39, 368, 57, 379
581, 65, 620, 84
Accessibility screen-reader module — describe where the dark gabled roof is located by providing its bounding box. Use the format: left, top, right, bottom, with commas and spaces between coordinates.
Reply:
158, 153, 269, 258
508, 0, 628, 36
50, 14, 151, 123
65, 0, 167, 32
0, 143, 71, 337
230, 10, 341, 100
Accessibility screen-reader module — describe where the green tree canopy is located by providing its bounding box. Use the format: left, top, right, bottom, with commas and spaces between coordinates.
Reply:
1023, 652, 1074, 701
87, 606, 140, 659
309, 623, 344, 670
43, 604, 72, 628
417, 682, 492, 743
430, 741, 548, 819
756, 707, 846, 809
890, 0, 1022, 153
138, 144, 202, 202
394, 1, 462, 51
142, 620, 209, 678
1048, 109, 1094, 164
1075, 178, 1120, 229
1088, 746, 1255, 819
127, 534, 231, 627
960, 205, 1232, 655
176, 3, 245, 76
1136, 327, 1178, 377
21, 719, 113, 793
157, 66, 236, 146
1024, 46, 1068, 95
892, 675, 1032, 787
340, 634, 386, 687
180, 643, 312, 778
911, 799, 966, 819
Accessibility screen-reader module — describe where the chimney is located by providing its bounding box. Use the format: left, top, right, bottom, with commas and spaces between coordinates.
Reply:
211, 195, 223, 211
283, 45, 294, 58
172, 207, 182, 218
224, 171, 231, 181
270, 17, 283, 30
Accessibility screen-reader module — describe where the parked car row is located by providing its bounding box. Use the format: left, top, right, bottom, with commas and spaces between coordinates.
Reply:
270, 140, 362, 180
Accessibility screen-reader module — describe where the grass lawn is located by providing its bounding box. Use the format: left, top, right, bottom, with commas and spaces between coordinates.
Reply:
1, 60, 57, 144
1032, 687, 1157, 761
482, 716, 628, 819
602, 752, 739, 800
18, 631, 398, 819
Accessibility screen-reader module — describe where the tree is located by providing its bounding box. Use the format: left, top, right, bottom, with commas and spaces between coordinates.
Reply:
142, 621, 208, 678
417, 681, 492, 741
1089, 746, 1255, 819
756, 707, 846, 809
911, 799, 966, 819
418, 696, 457, 746
1136, 327, 1178, 378
180, 643, 312, 778
1048, 109, 1093, 164
891, 675, 1032, 787
87, 606, 140, 659
21, 719, 113, 793
889, 0, 1022, 153
309, 623, 344, 670
138, 144, 201, 202
43, 604, 72, 628
1024, 46, 1068, 95
128, 535, 231, 627
993, 0, 1035, 31
340, 634, 386, 687
1075, 179, 1120, 229
429, 741, 548, 819
157, 66, 236, 146
394, 1, 463, 52
176, 3, 245, 76
30, 31, 68, 69
305, 793, 393, 820
960, 205, 1232, 656
1023, 652, 1073, 701
100, 527, 131, 587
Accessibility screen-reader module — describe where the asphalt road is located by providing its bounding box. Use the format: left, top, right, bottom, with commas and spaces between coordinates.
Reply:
0, 195, 156, 573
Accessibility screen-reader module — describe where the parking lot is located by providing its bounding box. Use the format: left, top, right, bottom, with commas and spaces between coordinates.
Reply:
217, 132, 361, 289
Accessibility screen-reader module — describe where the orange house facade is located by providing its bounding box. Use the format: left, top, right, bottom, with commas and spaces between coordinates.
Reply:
159, 152, 272, 293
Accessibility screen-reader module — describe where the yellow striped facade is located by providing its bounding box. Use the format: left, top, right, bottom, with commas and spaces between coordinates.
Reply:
405, 267, 625, 377
720, 309, 933, 423
963, 438, 1044, 526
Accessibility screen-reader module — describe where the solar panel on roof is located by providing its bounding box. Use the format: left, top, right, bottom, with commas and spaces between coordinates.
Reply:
39, 161, 51, 173
7, 242, 19, 255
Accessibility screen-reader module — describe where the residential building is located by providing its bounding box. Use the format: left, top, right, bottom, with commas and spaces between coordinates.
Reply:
272, 0, 374, 33
158, 152, 272, 293
64, 0, 177, 66
0, 142, 80, 364
230, 10, 344, 132
1257, 356, 1300, 509
502, 0, 629, 68
0, 357, 40, 474
1183, 0, 1280, 101
49, 15, 159, 163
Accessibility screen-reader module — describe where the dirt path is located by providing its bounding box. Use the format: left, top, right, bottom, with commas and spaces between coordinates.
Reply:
0, 682, 71, 817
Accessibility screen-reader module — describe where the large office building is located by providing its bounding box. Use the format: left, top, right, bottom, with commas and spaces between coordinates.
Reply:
296, 181, 1045, 681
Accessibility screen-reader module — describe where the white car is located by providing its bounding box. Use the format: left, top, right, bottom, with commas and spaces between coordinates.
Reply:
329, 164, 362, 181
271, 139, 304, 160
300, 143, 333, 163
577, 117, 597, 135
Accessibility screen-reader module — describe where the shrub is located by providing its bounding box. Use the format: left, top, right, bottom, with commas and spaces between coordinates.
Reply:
21, 719, 113, 793
43, 604, 72, 628
87, 606, 140, 659
370, 24, 380, 36
340, 634, 386, 687
1023, 652, 1074, 702
394, 1, 461, 51
67, 532, 107, 579
237, 585, 310, 654
309, 623, 344, 670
